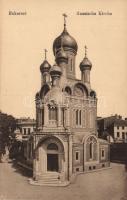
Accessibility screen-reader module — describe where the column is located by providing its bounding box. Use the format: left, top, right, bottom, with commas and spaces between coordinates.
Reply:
68, 135, 73, 179
40, 108, 42, 127
65, 107, 70, 129
44, 104, 48, 126
58, 106, 61, 127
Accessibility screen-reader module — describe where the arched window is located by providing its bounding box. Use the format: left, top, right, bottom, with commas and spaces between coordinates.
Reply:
90, 142, 92, 159
47, 143, 58, 151
61, 108, 65, 126
76, 110, 78, 125
75, 110, 82, 126
65, 86, 72, 95
70, 59, 73, 71
86, 136, 98, 161
49, 107, 57, 120
79, 110, 82, 125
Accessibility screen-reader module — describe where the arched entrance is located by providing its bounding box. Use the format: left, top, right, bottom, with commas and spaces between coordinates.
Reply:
47, 143, 59, 172
37, 136, 65, 173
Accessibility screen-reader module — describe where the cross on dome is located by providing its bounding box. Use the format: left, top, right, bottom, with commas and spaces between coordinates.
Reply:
44, 49, 47, 60
85, 45, 87, 58
62, 13, 67, 31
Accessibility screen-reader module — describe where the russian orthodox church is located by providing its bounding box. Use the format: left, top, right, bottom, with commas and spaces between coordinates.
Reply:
26, 15, 110, 186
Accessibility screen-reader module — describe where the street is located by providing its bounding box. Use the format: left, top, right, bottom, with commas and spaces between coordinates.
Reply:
0, 161, 127, 200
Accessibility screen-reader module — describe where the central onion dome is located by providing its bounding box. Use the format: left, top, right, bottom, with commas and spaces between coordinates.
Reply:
53, 17, 78, 55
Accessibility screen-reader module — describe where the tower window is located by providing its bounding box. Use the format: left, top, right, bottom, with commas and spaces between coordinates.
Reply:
75, 151, 80, 161
79, 110, 82, 125
101, 149, 105, 158
61, 108, 65, 126
76, 110, 78, 125
75, 110, 82, 126
70, 59, 73, 71
49, 107, 57, 120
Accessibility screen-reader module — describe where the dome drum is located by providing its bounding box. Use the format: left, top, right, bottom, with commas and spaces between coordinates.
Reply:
55, 50, 68, 64
50, 64, 62, 76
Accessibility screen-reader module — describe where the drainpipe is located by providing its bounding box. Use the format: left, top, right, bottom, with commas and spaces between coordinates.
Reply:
68, 135, 70, 181
83, 143, 85, 171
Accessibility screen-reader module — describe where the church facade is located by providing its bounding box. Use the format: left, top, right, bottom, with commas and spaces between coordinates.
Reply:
26, 16, 110, 186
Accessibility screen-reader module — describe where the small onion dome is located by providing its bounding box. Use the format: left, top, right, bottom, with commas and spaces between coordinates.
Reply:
55, 49, 68, 64
40, 60, 51, 74
50, 63, 62, 76
53, 29, 78, 55
80, 57, 92, 71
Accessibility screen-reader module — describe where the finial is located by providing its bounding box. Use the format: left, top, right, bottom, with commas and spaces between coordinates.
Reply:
63, 13, 67, 31
85, 45, 87, 58
44, 49, 47, 60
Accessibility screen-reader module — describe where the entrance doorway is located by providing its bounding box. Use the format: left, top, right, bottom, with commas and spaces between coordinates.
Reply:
47, 154, 58, 172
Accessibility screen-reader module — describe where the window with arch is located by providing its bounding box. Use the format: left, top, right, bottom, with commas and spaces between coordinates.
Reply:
79, 110, 82, 125
49, 107, 57, 120
86, 136, 98, 161
76, 110, 78, 125
47, 143, 58, 151
101, 149, 105, 158
70, 59, 73, 71
75, 109, 82, 126
65, 86, 72, 95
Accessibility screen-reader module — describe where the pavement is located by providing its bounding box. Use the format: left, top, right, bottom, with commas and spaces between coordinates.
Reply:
0, 161, 127, 200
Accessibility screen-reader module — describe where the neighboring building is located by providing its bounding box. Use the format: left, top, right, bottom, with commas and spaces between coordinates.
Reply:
16, 118, 36, 140
25, 15, 110, 186
97, 115, 127, 143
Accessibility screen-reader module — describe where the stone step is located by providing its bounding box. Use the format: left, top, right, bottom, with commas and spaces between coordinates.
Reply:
29, 178, 70, 186
39, 173, 60, 178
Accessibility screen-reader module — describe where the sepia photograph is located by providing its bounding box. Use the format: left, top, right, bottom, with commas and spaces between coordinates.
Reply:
0, 0, 127, 199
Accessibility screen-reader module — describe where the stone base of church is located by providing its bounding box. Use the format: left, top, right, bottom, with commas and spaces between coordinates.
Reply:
29, 174, 70, 187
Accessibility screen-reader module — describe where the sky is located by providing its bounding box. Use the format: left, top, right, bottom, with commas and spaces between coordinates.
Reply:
0, 0, 127, 119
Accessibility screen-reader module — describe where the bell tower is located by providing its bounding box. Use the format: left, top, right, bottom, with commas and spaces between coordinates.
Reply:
40, 49, 51, 86
80, 46, 92, 89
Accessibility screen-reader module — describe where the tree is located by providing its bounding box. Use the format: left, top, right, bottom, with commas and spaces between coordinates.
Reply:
0, 111, 17, 161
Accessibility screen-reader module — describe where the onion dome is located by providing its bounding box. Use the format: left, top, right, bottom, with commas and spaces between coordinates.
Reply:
40, 49, 51, 73
50, 63, 62, 76
80, 46, 92, 71
53, 14, 78, 55
40, 60, 51, 74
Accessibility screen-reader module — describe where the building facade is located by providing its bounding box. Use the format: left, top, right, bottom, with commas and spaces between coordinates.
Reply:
17, 117, 36, 140
98, 115, 127, 143
27, 16, 110, 186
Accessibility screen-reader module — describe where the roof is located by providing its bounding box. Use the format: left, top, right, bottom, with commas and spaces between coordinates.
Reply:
98, 138, 109, 144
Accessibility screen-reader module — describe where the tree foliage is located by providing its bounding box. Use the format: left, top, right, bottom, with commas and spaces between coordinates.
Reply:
0, 111, 17, 153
